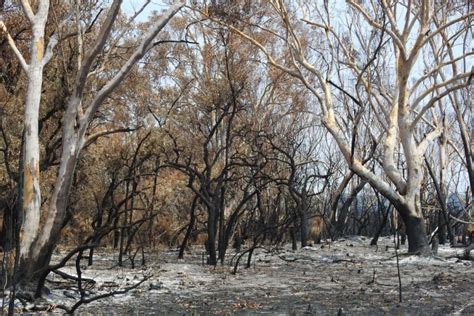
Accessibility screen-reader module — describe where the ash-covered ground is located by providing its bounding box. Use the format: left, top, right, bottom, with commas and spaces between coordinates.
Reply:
6, 236, 473, 315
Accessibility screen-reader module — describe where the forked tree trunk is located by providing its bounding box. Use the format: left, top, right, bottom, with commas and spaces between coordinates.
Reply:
2, 0, 185, 291
16, 3, 50, 281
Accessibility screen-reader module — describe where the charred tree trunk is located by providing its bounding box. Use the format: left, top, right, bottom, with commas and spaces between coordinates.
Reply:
371, 204, 392, 246
222, 209, 243, 260
398, 206, 430, 255
207, 208, 218, 265
425, 158, 454, 244
17, 239, 55, 288
1, 0, 184, 292
217, 188, 226, 264
290, 225, 297, 251
178, 196, 198, 259
329, 172, 355, 234
118, 179, 130, 267
437, 210, 447, 245
299, 210, 309, 248
331, 180, 367, 239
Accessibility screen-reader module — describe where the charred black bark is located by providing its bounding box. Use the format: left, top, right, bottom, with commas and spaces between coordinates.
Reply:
437, 210, 447, 245
371, 205, 392, 246
299, 212, 309, 248
398, 210, 430, 255
178, 196, 198, 259
207, 208, 218, 265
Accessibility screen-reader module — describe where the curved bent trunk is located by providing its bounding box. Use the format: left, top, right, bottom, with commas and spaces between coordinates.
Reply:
179, 196, 198, 259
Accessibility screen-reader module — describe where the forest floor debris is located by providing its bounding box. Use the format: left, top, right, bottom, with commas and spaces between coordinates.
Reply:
3, 236, 472, 315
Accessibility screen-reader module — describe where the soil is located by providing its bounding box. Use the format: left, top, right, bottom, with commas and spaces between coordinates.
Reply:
6, 236, 474, 315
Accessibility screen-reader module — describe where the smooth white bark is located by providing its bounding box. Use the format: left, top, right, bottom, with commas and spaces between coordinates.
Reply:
3, 0, 185, 276
19, 0, 50, 260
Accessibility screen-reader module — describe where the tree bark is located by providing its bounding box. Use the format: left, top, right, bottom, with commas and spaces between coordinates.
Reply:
19, 26, 47, 267
371, 204, 392, 246
398, 206, 430, 255
438, 210, 447, 244
207, 208, 218, 265
178, 196, 198, 259
3, 0, 185, 290
299, 210, 309, 247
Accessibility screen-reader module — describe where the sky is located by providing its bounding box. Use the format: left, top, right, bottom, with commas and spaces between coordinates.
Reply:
122, 0, 168, 21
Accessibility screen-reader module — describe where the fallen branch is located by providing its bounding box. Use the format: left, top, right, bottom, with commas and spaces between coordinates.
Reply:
446, 244, 474, 261
51, 270, 96, 286
55, 274, 152, 314
332, 259, 357, 264
277, 254, 356, 264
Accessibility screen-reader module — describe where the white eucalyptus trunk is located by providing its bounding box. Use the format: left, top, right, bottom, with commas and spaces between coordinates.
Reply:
2, 0, 185, 284
19, 0, 49, 263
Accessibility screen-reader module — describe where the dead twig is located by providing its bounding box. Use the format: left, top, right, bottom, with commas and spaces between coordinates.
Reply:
395, 248, 402, 303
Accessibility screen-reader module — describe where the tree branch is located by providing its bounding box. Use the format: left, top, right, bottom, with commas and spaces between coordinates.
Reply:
0, 21, 29, 72
84, 127, 138, 148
